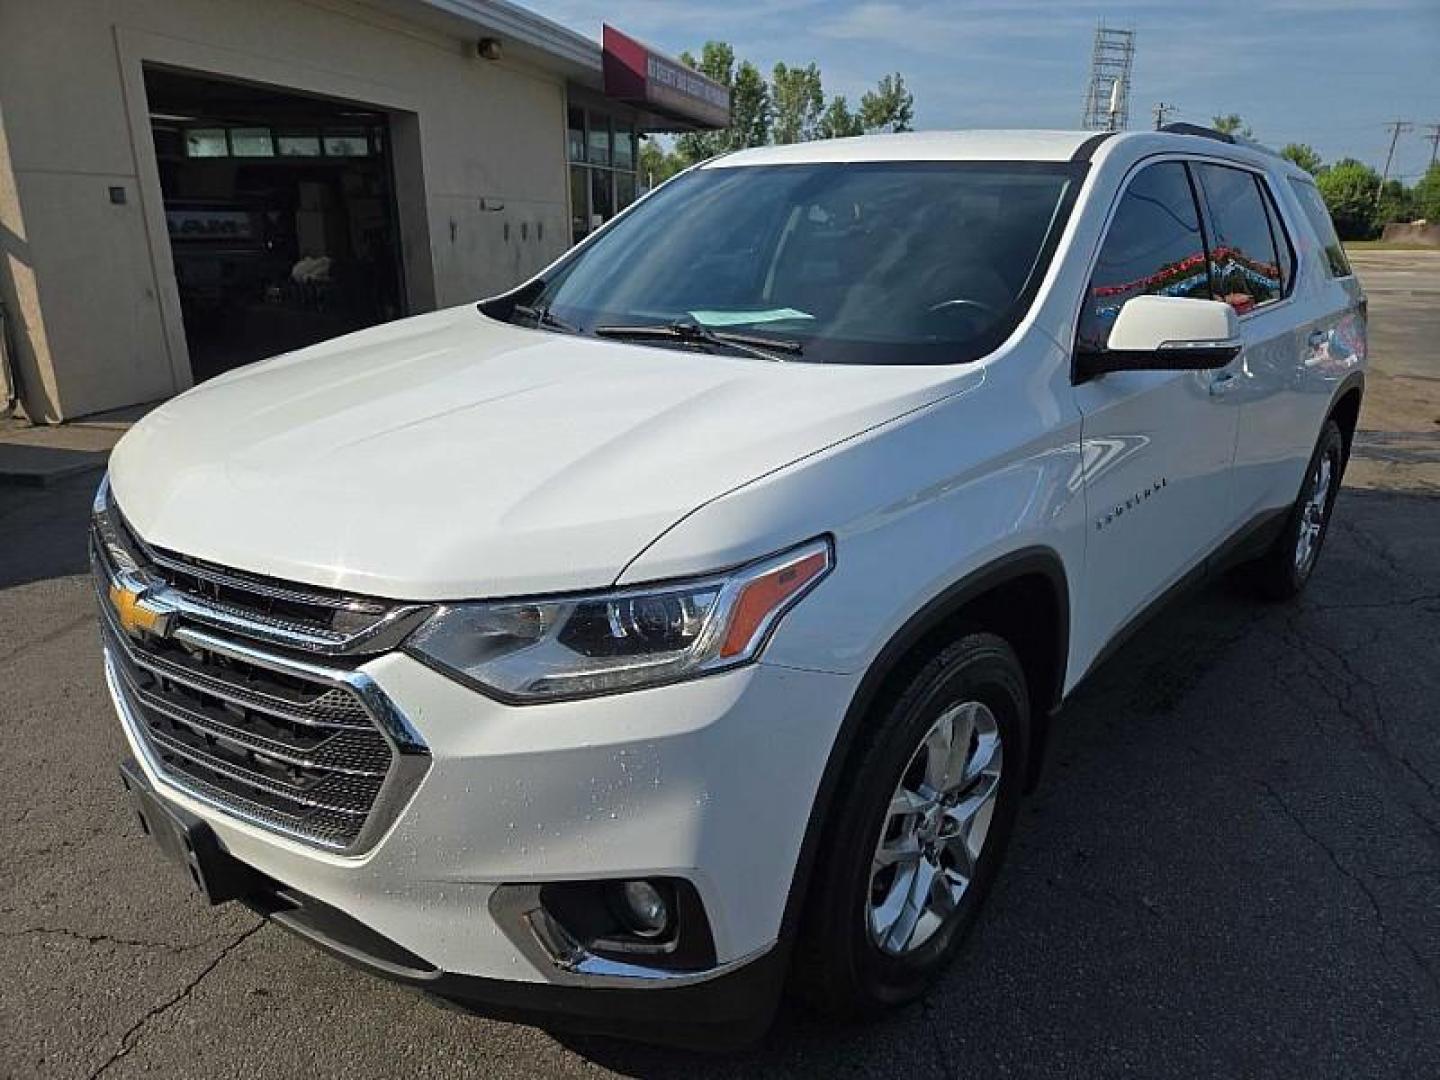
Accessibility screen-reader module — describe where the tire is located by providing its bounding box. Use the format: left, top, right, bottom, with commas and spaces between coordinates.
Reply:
793, 632, 1030, 1019
1245, 419, 1345, 601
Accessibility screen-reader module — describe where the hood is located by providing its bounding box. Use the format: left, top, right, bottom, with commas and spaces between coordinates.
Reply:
109, 306, 956, 599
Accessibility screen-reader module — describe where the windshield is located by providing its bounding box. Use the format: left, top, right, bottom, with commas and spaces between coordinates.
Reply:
499, 161, 1082, 365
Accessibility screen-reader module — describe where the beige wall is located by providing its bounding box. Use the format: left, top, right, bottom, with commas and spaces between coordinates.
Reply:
0, 0, 572, 421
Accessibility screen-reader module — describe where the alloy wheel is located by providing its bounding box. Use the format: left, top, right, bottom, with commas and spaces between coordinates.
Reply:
868, 701, 1004, 955
1295, 453, 1335, 574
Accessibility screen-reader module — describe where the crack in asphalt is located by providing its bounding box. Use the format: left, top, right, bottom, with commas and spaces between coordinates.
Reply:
87, 921, 263, 1079
0, 611, 94, 667
0, 925, 201, 951
1259, 779, 1440, 1005
1306, 592, 1440, 613
1275, 604, 1440, 839
1371, 868, 1440, 882
1334, 515, 1410, 581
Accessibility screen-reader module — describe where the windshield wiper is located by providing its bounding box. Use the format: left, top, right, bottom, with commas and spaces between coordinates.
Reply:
593, 320, 803, 363
512, 303, 580, 334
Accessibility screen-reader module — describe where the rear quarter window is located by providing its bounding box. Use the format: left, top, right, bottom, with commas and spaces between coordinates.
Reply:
1288, 178, 1353, 278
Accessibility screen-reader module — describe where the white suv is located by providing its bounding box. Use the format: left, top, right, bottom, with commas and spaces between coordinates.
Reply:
94, 127, 1365, 1047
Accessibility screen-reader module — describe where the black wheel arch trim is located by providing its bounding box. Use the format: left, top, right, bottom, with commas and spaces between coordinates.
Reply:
1326, 370, 1366, 459
777, 546, 1070, 944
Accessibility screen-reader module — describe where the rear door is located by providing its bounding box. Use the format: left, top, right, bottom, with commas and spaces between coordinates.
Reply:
1189, 161, 1304, 522
1072, 159, 1241, 658
1228, 174, 1365, 519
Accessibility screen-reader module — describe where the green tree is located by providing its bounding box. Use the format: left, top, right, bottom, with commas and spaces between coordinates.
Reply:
674, 42, 735, 164
1316, 158, 1382, 239
818, 95, 863, 139
1280, 143, 1323, 175
638, 138, 682, 189
1212, 113, 1253, 139
664, 42, 917, 152
672, 44, 771, 165
771, 62, 824, 144
730, 61, 772, 150
1414, 163, 1440, 222
860, 73, 915, 133
1377, 178, 1417, 226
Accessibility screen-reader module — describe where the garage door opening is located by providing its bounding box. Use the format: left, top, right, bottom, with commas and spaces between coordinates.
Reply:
144, 67, 406, 382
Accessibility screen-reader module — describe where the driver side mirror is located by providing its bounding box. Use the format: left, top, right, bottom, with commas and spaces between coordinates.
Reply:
1076, 295, 1241, 382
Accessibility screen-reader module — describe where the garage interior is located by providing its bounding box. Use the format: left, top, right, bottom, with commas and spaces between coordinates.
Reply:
144, 67, 406, 382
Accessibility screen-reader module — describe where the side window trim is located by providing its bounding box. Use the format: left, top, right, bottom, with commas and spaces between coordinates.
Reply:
1254, 173, 1297, 298
1182, 161, 1217, 300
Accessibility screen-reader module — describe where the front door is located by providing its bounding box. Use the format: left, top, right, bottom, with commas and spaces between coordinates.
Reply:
1071, 159, 1241, 663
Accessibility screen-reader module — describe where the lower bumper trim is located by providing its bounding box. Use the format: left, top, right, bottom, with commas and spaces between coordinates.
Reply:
250, 883, 786, 1049
122, 755, 784, 1048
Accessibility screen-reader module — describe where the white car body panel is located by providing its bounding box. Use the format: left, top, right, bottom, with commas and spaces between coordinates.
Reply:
108, 306, 956, 599
111, 652, 856, 972
624, 336, 1091, 683
707, 130, 1098, 167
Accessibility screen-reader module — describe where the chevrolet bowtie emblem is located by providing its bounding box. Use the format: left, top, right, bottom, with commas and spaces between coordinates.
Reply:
108, 582, 174, 638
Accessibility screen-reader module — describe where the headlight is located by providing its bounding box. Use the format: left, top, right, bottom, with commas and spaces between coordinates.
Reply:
405, 538, 832, 702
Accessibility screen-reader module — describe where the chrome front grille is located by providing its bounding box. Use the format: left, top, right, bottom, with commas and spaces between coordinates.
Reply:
98, 502, 430, 656
92, 481, 431, 853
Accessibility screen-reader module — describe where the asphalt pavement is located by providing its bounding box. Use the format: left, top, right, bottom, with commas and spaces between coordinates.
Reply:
1, 252, 1437, 1079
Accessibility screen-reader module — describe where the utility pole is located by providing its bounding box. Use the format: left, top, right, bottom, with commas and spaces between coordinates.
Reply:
1376, 119, 1412, 207
1152, 102, 1176, 130
1425, 123, 1440, 171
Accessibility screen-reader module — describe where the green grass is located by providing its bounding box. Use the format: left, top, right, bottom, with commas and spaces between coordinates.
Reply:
1344, 240, 1440, 252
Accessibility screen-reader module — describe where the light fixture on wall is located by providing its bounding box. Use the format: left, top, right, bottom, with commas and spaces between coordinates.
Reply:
476, 37, 503, 61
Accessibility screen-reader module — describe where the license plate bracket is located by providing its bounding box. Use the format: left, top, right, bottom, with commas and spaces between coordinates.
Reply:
119, 759, 264, 905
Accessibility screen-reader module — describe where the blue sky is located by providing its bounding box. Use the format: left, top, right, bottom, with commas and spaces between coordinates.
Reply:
540, 0, 1440, 182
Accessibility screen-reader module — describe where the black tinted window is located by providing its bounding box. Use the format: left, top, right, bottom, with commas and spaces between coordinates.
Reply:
1289, 178, 1353, 278
1079, 161, 1208, 351
1194, 163, 1282, 312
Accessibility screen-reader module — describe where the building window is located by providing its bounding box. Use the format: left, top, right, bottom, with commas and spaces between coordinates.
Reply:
229, 128, 274, 157
323, 129, 369, 157
567, 107, 586, 162
277, 131, 321, 157
587, 111, 611, 165
184, 129, 228, 157
566, 107, 638, 245
614, 127, 635, 170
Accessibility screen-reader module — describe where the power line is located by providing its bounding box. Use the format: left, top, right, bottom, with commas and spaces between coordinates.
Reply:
1376, 119, 1412, 205
1425, 124, 1440, 171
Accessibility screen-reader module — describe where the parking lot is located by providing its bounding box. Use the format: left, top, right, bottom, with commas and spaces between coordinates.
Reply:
2, 250, 1436, 1079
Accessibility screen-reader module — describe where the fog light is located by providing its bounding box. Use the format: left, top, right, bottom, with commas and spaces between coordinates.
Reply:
617, 880, 669, 938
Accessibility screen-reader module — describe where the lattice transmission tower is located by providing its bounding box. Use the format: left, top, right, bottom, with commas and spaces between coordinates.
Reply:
1081, 24, 1136, 131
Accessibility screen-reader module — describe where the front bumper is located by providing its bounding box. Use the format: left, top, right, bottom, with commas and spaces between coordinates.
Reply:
106, 640, 855, 1015
117, 756, 789, 1048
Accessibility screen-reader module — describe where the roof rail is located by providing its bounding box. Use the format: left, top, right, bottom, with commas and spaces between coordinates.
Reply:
1160, 122, 1234, 144
1159, 121, 1287, 163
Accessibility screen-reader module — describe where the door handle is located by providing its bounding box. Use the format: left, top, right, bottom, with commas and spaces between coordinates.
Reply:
1307, 329, 1329, 348
1209, 371, 1237, 396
